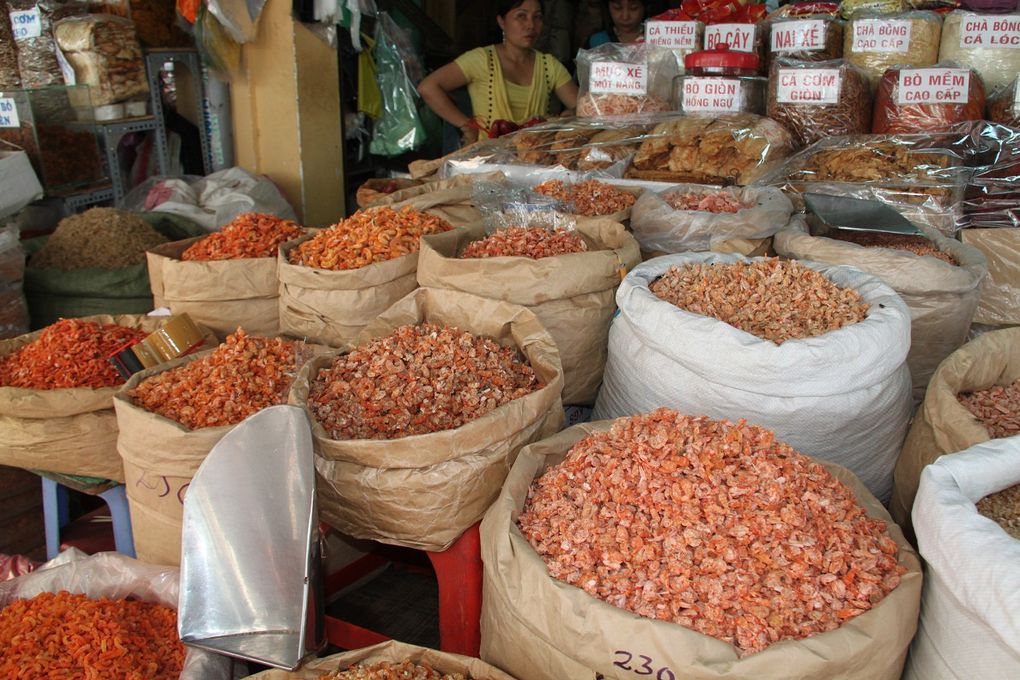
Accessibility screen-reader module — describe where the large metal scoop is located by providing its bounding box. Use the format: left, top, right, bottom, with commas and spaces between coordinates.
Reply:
804, 192, 922, 235
178, 404, 324, 670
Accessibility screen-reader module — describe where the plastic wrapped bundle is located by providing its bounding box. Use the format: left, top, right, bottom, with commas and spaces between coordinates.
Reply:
53, 15, 148, 106
845, 11, 943, 89
987, 77, 1020, 128
767, 58, 873, 148
0, 0, 21, 89
7, 0, 82, 89
575, 43, 677, 117
939, 11, 1020, 94
840, 0, 908, 18
872, 63, 986, 134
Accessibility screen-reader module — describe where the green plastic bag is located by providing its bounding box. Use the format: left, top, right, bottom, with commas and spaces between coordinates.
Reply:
23, 212, 207, 328
368, 12, 426, 157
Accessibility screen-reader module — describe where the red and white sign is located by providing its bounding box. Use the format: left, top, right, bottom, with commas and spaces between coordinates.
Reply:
682, 77, 742, 112
776, 68, 841, 104
590, 61, 647, 94
959, 14, 1020, 49
896, 68, 970, 105
852, 19, 911, 53
645, 21, 700, 49
705, 24, 756, 53
771, 20, 826, 52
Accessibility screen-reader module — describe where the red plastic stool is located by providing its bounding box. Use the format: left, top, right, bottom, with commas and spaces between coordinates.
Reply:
323, 523, 482, 657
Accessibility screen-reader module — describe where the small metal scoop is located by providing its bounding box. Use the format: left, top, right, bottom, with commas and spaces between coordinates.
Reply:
178, 404, 324, 670
804, 192, 922, 235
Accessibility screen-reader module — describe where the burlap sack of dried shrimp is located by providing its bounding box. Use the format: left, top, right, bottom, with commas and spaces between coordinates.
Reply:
242, 640, 516, 679
416, 218, 640, 406
362, 172, 506, 227
147, 229, 313, 340
289, 287, 564, 552
890, 327, 1020, 540
0, 314, 215, 481
594, 252, 913, 503
775, 217, 987, 405
278, 233, 420, 348
480, 420, 922, 680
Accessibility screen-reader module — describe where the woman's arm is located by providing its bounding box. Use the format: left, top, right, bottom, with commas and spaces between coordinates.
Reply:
555, 79, 578, 115
417, 61, 478, 143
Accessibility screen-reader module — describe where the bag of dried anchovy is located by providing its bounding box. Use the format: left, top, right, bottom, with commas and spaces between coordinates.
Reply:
7, 0, 86, 89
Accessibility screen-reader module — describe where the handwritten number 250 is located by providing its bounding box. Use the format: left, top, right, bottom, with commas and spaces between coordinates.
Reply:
612, 650, 675, 680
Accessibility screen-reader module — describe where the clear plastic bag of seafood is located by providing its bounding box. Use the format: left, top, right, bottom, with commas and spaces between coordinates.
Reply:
575, 43, 680, 117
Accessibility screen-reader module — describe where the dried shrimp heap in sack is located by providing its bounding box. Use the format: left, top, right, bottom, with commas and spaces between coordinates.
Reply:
459, 227, 588, 259
957, 379, 1020, 439
829, 230, 957, 264
663, 189, 753, 213
650, 258, 869, 344
309, 323, 542, 440
319, 660, 470, 680
977, 483, 1020, 540
0, 317, 146, 389
288, 207, 452, 270
0, 590, 184, 678
532, 179, 636, 216
128, 329, 299, 429
181, 212, 303, 260
518, 408, 908, 655
29, 207, 168, 270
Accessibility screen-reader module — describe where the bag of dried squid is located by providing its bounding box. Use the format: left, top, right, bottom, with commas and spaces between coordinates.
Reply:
575, 43, 678, 117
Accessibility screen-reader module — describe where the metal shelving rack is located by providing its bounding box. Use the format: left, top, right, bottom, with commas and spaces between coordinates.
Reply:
145, 48, 213, 176
95, 115, 169, 202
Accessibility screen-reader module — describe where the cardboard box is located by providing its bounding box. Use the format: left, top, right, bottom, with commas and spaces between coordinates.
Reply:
961, 227, 1020, 325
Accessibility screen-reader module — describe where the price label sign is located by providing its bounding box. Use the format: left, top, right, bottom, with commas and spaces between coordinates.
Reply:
682, 77, 742, 112
705, 23, 757, 53
9, 6, 42, 41
776, 68, 841, 104
771, 20, 827, 52
896, 68, 970, 105
645, 21, 700, 49
960, 14, 1020, 48
852, 19, 912, 53
0, 98, 20, 128
589, 61, 647, 95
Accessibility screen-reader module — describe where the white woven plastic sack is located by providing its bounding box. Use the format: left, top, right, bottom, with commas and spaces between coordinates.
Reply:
906, 436, 1020, 680
594, 252, 913, 502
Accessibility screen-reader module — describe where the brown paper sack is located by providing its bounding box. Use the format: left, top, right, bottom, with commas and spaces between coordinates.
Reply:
242, 640, 517, 679
481, 420, 923, 680
356, 178, 423, 209
278, 234, 419, 347
113, 350, 233, 566
0, 314, 215, 481
640, 238, 774, 261
961, 227, 1020, 326
775, 220, 987, 405
363, 172, 507, 228
290, 287, 564, 552
890, 327, 1020, 538
147, 234, 309, 339
417, 219, 640, 406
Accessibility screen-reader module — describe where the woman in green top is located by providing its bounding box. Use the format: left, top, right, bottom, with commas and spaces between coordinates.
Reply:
417, 0, 578, 145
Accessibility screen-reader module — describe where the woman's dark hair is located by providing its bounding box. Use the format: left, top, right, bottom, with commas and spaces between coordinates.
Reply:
496, 0, 535, 19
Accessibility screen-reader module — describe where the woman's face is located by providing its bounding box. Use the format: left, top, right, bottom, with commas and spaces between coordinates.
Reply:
609, 0, 644, 33
498, 0, 543, 49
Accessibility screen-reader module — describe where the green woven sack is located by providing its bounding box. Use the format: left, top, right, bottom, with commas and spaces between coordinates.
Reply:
23, 212, 207, 328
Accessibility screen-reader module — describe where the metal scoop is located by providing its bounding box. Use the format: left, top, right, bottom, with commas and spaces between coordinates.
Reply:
178, 404, 324, 670
804, 192, 922, 235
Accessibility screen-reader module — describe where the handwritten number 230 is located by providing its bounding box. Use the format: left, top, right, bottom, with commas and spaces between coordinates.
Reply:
612, 650, 675, 679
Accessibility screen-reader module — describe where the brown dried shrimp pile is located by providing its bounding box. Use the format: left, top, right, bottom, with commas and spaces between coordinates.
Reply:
664, 190, 751, 213
518, 408, 906, 655
650, 259, 869, 344
459, 227, 588, 259
533, 179, 636, 216
288, 207, 452, 270
977, 483, 1020, 540
318, 660, 469, 680
182, 212, 303, 260
309, 323, 541, 440
128, 329, 299, 429
830, 230, 957, 265
957, 378, 1020, 438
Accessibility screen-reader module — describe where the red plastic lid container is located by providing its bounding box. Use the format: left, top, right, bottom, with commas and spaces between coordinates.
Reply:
684, 44, 760, 75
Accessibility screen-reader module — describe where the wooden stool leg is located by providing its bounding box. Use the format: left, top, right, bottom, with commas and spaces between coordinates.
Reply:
426, 523, 482, 658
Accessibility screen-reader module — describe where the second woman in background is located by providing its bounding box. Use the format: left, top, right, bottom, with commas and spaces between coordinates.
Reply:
586, 0, 647, 48
417, 0, 578, 146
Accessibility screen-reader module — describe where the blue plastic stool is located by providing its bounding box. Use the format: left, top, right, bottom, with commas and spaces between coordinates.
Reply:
41, 478, 135, 560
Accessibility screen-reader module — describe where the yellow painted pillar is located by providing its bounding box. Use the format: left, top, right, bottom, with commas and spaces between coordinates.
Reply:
230, 0, 344, 226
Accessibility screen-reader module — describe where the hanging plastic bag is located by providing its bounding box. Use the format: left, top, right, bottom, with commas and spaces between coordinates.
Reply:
195, 2, 241, 75
369, 12, 425, 156
207, 0, 264, 44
